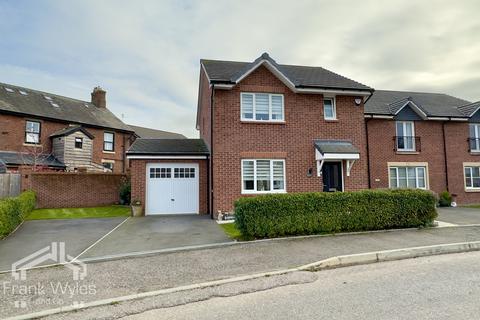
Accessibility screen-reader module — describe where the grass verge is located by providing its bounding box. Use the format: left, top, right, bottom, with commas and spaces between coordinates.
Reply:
462, 204, 480, 209
26, 205, 130, 220
219, 223, 243, 240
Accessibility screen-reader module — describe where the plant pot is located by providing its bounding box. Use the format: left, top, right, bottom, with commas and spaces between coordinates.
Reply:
131, 205, 143, 217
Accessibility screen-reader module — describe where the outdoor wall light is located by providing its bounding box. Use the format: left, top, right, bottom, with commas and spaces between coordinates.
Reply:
354, 98, 362, 106
307, 168, 313, 177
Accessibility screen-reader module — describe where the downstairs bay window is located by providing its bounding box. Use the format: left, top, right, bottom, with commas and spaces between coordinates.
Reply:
242, 159, 285, 193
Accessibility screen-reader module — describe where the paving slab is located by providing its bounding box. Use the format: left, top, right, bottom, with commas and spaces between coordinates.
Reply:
437, 207, 480, 225
80, 215, 232, 259
0, 217, 126, 271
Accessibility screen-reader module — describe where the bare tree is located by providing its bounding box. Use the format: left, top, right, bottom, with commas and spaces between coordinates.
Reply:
21, 144, 53, 172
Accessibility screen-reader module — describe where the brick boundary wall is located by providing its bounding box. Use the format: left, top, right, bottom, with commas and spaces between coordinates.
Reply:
21, 171, 128, 208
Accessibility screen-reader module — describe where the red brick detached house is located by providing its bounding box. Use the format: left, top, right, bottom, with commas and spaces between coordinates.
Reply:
0, 83, 135, 173
365, 91, 480, 204
198, 53, 376, 215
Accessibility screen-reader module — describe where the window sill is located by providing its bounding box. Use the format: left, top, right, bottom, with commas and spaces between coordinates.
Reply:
23, 143, 42, 147
465, 188, 480, 193
470, 151, 480, 156
103, 151, 115, 154
395, 151, 420, 155
240, 120, 285, 125
241, 190, 287, 195
324, 119, 338, 122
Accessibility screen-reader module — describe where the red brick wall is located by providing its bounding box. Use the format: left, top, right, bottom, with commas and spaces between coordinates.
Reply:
202, 65, 369, 213
0, 113, 131, 173
22, 172, 128, 208
130, 159, 208, 215
198, 67, 212, 148
367, 119, 448, 194
445, 122, 480, 204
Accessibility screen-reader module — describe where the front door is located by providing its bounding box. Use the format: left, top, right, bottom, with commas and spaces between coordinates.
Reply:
322, 162, 343, 192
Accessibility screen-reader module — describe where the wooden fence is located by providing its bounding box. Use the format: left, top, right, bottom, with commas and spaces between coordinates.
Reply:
0, 173, 21, 199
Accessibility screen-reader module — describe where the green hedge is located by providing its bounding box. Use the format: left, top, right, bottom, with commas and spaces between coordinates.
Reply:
234, 189, 437, 239
0, 191, 36, 239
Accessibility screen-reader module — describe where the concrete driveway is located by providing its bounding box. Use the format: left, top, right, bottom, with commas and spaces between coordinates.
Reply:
80, 215, 232, 259
437, 207, 480, 225
0, 217, 126, 271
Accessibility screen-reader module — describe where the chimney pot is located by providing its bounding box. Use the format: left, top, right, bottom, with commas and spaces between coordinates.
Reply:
91, 86, 106, 108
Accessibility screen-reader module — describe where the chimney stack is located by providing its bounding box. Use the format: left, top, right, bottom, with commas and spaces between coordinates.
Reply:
91, 86, 106, 108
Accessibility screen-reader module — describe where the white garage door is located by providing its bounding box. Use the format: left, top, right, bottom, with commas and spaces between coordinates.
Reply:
146, 163, 199, 215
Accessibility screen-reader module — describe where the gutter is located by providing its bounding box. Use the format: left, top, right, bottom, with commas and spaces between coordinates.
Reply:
209, 84, 215, 219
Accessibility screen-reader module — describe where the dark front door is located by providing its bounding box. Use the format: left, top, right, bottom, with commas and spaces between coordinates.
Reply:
322, 162, 343, 192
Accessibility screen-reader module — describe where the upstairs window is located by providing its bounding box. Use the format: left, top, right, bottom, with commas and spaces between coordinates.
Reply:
104, 132, 114, 151
323, 98, 336, 120
74, 137, 83, 149
469, 124, 480, 152
25, 121, 41, 144
241, 93, 284, 122
396, 121, 415, 151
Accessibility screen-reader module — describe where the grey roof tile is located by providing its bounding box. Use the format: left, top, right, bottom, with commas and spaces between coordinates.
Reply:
128, 124, 186, 139
457, 101, 480, 117
0, 151, 65, 168
365, 90, 471, 117
314, 140, 359, 154
127, 139, 209, 155
0, 82, 133, 131
201, 53, 373, 91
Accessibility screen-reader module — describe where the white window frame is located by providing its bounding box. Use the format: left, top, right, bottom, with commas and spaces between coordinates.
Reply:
388, 166, 427, 189
396, 121, 415, 151
241, 159, 286, 194
464, 163, 480, 191
469, 124, 480, 152
103, 132, 115, 151
240, 92, 284, 122
323, 97, 336, 120
25, 120, 41, 144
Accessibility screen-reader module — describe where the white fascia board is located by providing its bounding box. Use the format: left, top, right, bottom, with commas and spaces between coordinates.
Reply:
127, 155, 207, 160
315, 149, 360, 160
426, 117, 450, 121
235, 60, 297, 91
201, 62, 211, 83
296, 88, 372, 96
394, 101, 428, 119
364, 114, 394, 119
212, 83, 234, 89
450, 117, 469, 121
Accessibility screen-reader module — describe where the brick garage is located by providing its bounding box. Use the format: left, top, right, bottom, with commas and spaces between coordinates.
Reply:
127, 139, 210, 216
130, 159, 208, 215
22, 171, 128, 208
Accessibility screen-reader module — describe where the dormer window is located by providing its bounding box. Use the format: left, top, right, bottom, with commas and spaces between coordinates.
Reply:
241, 93, 284, 122
75, 137, 83, 149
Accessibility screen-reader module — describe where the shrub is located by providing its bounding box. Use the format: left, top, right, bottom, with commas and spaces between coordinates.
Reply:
234, 189, 437, 239
0, 191, 36, 239
438, 191, 452, 207
119, 181, 131, 205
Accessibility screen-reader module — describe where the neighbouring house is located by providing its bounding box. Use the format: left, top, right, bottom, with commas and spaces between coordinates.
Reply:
128, 124, 186, 139
0, 83, 135, 173
128, 52, 480, 217
365, 90, 480, 204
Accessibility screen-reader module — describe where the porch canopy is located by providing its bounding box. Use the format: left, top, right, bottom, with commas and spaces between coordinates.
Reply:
314, 140, 360, 177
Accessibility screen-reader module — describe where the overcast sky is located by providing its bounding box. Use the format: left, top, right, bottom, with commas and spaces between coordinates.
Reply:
1, 0, 479, 137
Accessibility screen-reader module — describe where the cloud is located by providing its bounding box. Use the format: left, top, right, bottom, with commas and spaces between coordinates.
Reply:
1, 0, 479, 137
